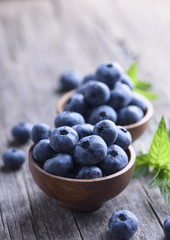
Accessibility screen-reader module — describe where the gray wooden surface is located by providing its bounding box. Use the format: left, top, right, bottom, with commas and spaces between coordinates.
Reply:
0, 0, 170, 239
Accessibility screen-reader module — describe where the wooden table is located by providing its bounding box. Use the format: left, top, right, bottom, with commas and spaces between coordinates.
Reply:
0, 0, 170, 239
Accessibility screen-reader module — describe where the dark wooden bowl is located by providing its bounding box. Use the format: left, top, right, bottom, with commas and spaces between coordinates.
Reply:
57, 90, 153, 141
29, 145, 135, 212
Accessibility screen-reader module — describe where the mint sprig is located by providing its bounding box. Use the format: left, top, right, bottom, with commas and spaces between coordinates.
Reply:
133, 117, 170, 207
127, 61, 158, 99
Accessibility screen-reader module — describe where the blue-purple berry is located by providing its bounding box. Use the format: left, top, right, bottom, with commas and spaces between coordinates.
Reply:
3, 148, 25, 169
74, 135, 107, 166
43, 153, 74, 177
54, 111, 85, 128
31, 123, 51, 144
50, 126, 79, 153
12, 122, 32, 144
76, 166, 103, 179
60, 71, 82, 91
93, 120, 118, 146
108, 210, 139, 239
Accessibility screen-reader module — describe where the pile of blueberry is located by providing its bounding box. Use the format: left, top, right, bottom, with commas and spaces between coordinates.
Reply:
61, 62, 147, 126
32, 114, 132, 179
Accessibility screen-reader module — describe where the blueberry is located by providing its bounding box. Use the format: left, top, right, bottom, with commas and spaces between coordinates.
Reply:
54, 111, 85, 128
108, 210, 139, 239
107, 82, 132, 110
73, 124, 94, 139
96, 62, 123, 88
117, 105, 144, 125
84, 81, 110, 106
76, 166, 103, 179
93, 120, 118, 146
99, 144, 128, 175
163, 216, 170, 239
82, 73, 96, 84
119, 73, 134, 90
60, 71, 83, 91
33, 139, 56, 164
89, 105, 117, 125
114, 126, 132, 149
64, 93, 88, 115
50, 126, 79, 153
31, 123, 51, 144
77, 80, 96, 95
43, 153, 74, 177
74, 135, 107, 166
12, 122, 32, 144
3, 148, 25, 169
129, 92, 147, 113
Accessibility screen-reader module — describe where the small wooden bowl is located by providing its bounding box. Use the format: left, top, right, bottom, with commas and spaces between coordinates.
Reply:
29, 145, 135, 212
57, 90, 153, 141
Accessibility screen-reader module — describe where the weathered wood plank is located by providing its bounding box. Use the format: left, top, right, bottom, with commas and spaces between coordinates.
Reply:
0, 1, 82, 240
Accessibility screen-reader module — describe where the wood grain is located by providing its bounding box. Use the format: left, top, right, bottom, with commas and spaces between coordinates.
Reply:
0, 0, 170, 239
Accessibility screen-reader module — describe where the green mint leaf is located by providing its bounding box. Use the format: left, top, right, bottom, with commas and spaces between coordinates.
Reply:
149, 116, 170, 169
127, 61, 138, 84
149, 169, 164, 188
127, 61, 158, 99
135, 80, 152, 90
159, 182, 170, 208
134, 89, 159, 100
133, 164, 149, 178
133, 154, 149, 178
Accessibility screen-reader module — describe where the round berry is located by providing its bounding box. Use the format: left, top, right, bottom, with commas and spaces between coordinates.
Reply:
114, 126, 132, 149
64, 93, 88, 115
43, 153, 74, 177
89, 105, 117, 125
108, 210, 139, 239
3, 148, 25, 169
84, 81, 110, 106
60, 71, 82, 91
54, 111, 85, 128
12, 122, 32, 144
74, 135, 107, 166
31, 123, 51, 144
117, 105, 144, 125
33, 139, 56, 164
93, 120, 118, 146
129, 92, 147, 113
76, 166, 103, 179
50, 126, 79, 153
96, 62, 123, 88
99, 144, 128, 175
73, 124, 94, 139
107, 82, 132, 110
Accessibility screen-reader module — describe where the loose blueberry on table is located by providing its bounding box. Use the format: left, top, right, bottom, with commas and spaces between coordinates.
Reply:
3, 148, 25, 169
163, 216, 170, 239
108, 210, 139, 239
12, 122, 33, 144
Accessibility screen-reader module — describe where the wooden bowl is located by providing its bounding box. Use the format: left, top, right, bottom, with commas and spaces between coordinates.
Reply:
29, 145, 135, 212
57, 90, 153, 141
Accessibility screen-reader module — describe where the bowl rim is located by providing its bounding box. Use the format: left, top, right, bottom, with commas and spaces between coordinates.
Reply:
29, 145, 136, 183
57, 89, 153, 129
